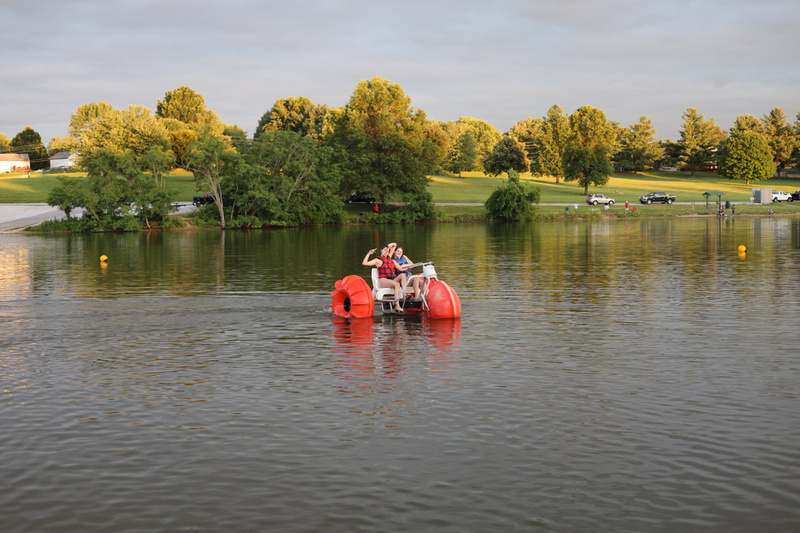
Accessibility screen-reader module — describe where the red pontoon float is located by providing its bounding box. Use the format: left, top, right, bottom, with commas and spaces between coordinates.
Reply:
330, 262, 461, 319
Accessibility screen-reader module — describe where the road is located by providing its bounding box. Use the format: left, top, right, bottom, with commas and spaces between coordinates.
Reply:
0, 203, 197, 232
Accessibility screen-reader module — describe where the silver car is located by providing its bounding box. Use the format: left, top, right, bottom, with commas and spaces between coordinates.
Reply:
586, 194, 615, 206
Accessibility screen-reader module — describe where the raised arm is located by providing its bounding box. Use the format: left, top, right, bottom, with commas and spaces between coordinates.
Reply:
362, 248, 380, 267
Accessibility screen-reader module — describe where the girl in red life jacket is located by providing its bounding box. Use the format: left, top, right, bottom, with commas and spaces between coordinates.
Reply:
362, 243, 403, 313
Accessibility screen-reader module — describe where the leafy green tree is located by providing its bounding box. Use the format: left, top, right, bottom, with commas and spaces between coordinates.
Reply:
185, 131, 241, 228
46, 149, 177, 230
483, 135, 529, 176
47, 177, 85, 219
156, 86, 225, 135
508, 117, 544, 144
223, 125, 250, 154
0, 132, 11, 151
443, 130, 478, 177
68, 102, 170, 162
454, 117, 502, 170
255, 96, 330, 140
484, 170, 540, 221
530, 104, 569, 183
47, 136, 79, 155
614, 116, 663, 172
761, 108, 797, 177
562, 106, 615, 194
139, 146, 175, 188
718, 130, 776, 185
563, 144, 614, 194
422, 120, 449, 171
11, 126, 48, 170
225, 130, 343, 227
327, 77, 438, 204
678, 108, 726, 175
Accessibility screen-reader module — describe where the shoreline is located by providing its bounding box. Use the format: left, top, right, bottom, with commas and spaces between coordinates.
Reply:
2, 202, 798, 234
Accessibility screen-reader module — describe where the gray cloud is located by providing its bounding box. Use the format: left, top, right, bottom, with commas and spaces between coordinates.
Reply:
1, 0, 798, 143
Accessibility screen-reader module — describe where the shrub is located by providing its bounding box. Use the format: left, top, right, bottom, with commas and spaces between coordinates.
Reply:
484, 170, 540, 221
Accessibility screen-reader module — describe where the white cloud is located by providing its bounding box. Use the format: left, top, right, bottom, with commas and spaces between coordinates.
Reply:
1, 0, 798, 143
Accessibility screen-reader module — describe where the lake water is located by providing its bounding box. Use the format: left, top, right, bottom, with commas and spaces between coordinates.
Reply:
2, 217, 799, 532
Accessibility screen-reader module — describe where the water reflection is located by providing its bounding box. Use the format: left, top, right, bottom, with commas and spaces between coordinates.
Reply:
331, 315, 461, 375
2, 218, 800, 532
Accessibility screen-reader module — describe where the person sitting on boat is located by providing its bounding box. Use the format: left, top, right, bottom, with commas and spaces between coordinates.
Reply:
362, 243, 404, 313
394, 246, 421, 299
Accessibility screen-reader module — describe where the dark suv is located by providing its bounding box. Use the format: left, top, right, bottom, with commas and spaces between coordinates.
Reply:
790, 191, 800, 202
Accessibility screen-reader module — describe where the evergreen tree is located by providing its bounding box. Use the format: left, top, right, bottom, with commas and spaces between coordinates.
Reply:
678, 108, 726, 175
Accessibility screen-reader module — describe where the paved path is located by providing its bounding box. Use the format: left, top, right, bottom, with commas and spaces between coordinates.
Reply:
0, 204, 69, 232
0, 203, 196, 232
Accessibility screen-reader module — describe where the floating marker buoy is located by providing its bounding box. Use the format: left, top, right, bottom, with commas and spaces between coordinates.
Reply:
100, 255, 108, 263
737, 245, 746, 253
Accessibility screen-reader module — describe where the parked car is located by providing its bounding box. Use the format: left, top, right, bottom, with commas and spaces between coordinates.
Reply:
586, 194, 615, 206
342, 191, 376, 204
790, 191, 800, 202
192, 193, 215, 206
772, 191, 791, 202
639, 192, 676, 204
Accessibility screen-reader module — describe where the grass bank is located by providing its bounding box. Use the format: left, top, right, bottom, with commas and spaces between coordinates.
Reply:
428, 170, 800, 205
5, 169, 800, 223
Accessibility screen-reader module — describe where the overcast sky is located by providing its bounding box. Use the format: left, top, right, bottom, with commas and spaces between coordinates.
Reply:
2, 0, 799, 144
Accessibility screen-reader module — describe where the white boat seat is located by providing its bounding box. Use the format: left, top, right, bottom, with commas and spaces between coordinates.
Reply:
371, 268, 414, 301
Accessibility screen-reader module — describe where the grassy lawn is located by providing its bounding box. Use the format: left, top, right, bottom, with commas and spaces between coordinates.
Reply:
4, 169, 800, 220
428, 170, 800, 205
0, 170, 200, 203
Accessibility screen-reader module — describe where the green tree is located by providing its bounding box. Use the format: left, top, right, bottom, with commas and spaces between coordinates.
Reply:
508, 117, 544, 144
139, 146, 175, 188
255, 96, 330, 140
530, 104, 569, 183
443, 130, 478, 177
562, 106, 615, 194
484, 170, 540, 221
454, 117, 502, 170
47, 136, 79, 155
731, 114, 762, 133
46, 176, 85, 219
0, 132, 11, 151
46, 149, 177, 230
68, 102, 170, 162
718, 130, 776, 185
11, 126, 48, 170
761, 108, 797, 177
226, 130, 343, 227
614, 116, 663, 172
223, 125, 250, 154
327, 77, 438, 204
678, 108, 726, 175
156, 86, 225, 135
483, 135, 529, 176
185, 131, 240, 228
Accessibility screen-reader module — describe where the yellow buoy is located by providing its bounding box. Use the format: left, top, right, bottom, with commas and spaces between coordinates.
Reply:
100, 255, 108, 263
737, 245, 746, 253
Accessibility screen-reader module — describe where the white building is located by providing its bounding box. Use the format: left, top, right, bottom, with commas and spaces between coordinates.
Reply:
0, 153, 31, 173
49, 151, 79, 169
